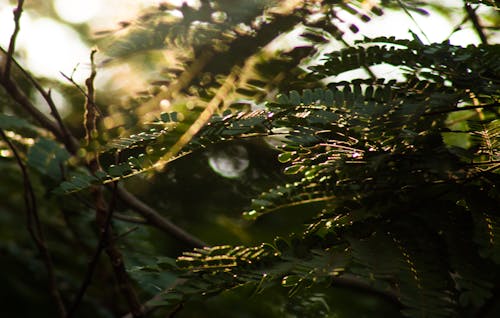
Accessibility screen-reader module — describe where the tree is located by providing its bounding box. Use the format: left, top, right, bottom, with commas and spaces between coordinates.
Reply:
0, 0, 499, 317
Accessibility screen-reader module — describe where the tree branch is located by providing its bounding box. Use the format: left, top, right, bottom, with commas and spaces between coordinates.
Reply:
66, 182, 120, 317
116, 185, 206, 248
0, 51, 206, 249
0, 72, 68, 142
83, 53, 144, 317
94, 185, 145, 316
0, 47, 78, 152
0, 129, 67, 318
2, 0, 24, 79
464, 3, 488, 45
330, 275, 403, 309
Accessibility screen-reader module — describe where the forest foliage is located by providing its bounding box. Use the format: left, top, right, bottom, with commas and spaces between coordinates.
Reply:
0, 0, 499, 317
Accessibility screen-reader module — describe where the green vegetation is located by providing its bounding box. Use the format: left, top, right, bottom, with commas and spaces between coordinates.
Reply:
0, 1, 499, 317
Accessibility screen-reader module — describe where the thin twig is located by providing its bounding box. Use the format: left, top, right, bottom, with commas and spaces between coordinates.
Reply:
464, 3, 488, 45
66, 183, 119, 317
116, 185, 206, 248
84, 52, 144, 316
0, 47, 77, 152
396, 0, 431, 44
0, 61, 68, 143
114, 226, 140, 241
0, 129, 67, 318
330, 275, 403, 309
445, 14, 469, 42
84, 49, 100, 148
113, 213, 148, 224
98, 190, 145, 317
46, 87, 76, 151
2, 0, 24, 79
60, 71, 88, 97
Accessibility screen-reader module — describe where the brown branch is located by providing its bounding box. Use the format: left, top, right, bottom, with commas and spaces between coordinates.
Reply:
2, 0, 24, 79
83, 53, 144, 317
113, 213, 148, 224
0, 71, 67, 141
0, 129, 67, 317
330, 275, 403, 309
60, 71, 88, 97
45, 88, 76, 153
66, 183, 120, 317
0, 51, 206, 248
116, 185, 206, 248
0, 47, 78, 152
93, 184, 145, 316
464, 3, 488, 45
84, 49, 100, 148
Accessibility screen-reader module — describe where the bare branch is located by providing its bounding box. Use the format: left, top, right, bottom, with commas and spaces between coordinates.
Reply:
464, 3, 488, 45
0, 128, 67, 318
0, 69, 68, 143
396, 0, 431, 44
116, 185, 207, 248
2, 0, 24, 79
330, 275, 403, 309
66, 183, 119, 317
84, 49, 100, 148
94, 185, 145, 316
60, 71, 88, 97
0, 47, 78, 152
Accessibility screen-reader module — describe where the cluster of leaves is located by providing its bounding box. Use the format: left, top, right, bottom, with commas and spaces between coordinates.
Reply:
143, 40, 499, 316
107, 2, 497, 317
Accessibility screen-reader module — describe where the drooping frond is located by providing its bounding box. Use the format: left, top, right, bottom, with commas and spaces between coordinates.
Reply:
311, 39, 500, 95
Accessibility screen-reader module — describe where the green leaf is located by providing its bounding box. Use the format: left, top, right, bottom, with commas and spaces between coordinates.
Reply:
284, 164, 304, 175
0, 113, 36, 132
278, 152, 293, 163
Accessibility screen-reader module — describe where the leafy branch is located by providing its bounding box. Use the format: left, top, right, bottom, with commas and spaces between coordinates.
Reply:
0, 129, 67, 317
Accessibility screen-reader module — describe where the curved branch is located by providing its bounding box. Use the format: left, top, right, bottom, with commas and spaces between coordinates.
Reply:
0, 129, 67, 318
116, 185, 206, 248
330, 275, 403, 309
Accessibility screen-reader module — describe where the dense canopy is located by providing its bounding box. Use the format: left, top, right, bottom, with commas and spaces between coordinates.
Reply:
0, 0, 499, 317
